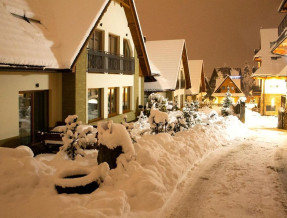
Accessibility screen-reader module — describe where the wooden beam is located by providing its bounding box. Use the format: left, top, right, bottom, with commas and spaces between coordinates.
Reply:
114, 0, 130, 8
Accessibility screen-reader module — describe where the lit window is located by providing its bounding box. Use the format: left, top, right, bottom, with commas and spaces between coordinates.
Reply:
108, 88, 117, 116
123, 87, 131, 112
88, 88, 102, 122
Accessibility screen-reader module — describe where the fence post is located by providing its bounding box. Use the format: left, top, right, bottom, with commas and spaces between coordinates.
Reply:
240, 101, 245, 123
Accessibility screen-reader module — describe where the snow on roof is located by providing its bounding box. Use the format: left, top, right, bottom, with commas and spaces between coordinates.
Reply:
188, 60, 204, 94
0, 0, 109, 69
253, 56, 287, 77
254, 29, 278, 59
277, 64, 287, 76
144, 39, 187, 91
149, 60, 161, 76
212, 75, 244, 96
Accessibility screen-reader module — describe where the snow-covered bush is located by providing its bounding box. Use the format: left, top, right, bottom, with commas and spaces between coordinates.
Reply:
59, 115, 96, 160
121, 114, 136, 143
146, 93, 168, 115
221, 88, 233, 116
148, 108, 169, 134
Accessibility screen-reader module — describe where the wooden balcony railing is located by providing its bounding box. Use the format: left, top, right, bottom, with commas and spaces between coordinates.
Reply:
87, 49, 135, 74
278, 14, 287, 36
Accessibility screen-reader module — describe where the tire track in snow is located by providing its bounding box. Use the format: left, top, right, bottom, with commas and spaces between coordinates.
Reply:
163, 129, 287, 218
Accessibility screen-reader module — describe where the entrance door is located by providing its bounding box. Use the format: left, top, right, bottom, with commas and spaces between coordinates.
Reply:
19, 90, 49, 145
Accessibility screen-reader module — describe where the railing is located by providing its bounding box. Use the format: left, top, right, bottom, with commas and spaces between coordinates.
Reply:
278, 14, 287, 36
87, 49, 135, 74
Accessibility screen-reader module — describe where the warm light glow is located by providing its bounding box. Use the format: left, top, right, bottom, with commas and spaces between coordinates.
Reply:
271, 98, 275, 107
265, 79, 287, 94
273, 38, 287, 55
214, 97, 218, 104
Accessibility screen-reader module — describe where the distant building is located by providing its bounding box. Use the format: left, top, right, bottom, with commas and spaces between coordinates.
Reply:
211, 75, 245, 104
209, 67, 242, 95
186, 60, 206, 102
144, 39, 191, 108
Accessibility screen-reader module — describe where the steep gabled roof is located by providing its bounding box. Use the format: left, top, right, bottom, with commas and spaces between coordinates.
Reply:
212, 75, 244, 97
0, 0, 152, 75
144, 39, 191, 91
188, 60, 204, 94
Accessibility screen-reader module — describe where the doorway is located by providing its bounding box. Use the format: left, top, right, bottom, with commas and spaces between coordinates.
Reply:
19, 90, 49, 145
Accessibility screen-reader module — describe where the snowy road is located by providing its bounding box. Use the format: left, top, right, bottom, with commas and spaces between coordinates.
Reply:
162, 128, 287, 218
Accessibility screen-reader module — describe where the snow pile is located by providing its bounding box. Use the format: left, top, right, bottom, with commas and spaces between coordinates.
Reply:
245, 109, 278, 128
0, 113, 248, 217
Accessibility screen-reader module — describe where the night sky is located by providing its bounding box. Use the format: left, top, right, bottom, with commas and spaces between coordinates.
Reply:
135, 0, 285, 78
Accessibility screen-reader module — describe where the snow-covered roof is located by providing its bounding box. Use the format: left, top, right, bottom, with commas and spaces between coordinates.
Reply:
0, 0, 109, 69
144, 39, 190, 91
212, 75, 244, 97
0, 0, 152, 75
188, 60, 204, 94
277, 64, 287, 76
252, 56, 287, 77
254, 29, 278, 59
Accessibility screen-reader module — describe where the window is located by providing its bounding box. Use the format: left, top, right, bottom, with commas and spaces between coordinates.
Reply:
109, 34, 119, 54
89, 30, 103, 51
123, 39, 131, 57
108, 88, 117, 116
88, 88, 102, 122
123, 87, 131, 112
180, 70, 185, 89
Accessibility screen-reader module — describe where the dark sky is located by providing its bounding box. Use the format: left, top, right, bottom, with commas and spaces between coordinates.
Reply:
135, 0, 285, 78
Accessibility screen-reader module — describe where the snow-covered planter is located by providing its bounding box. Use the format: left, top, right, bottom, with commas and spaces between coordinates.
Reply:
54, 163, 109, 194
97, 121, 135, 169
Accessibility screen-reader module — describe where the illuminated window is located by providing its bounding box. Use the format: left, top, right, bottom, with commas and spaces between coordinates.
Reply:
88, 88, 102, 122
108, 88, 117, 116
123, 87, 131, 112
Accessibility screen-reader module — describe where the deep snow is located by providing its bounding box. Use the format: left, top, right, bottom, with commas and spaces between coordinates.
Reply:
0, 108, 285, 218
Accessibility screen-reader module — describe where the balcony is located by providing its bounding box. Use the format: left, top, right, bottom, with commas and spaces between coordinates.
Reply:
87, 49, 135, 74
278, 14, 287, 36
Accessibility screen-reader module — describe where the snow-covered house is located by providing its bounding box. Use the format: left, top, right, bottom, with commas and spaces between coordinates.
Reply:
185, 60, 206, 102
0, 0, 152, 147
211, 75, 245, 104
208, 67, 242, 95
253, 28, 287, 116
144, 39, 191, 108
271, 0, 287, 55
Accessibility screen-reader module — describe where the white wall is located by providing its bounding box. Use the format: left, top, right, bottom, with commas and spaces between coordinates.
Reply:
87, 74, 134, 119
0, 72, 62, 140
86, 1, 136, 122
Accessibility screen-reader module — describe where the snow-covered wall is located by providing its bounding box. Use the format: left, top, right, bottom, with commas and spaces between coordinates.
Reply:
0, 72, 62, 141
87, 1, 136, 120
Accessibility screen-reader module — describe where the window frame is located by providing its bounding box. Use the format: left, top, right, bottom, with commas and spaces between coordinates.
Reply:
88, 88, 102, 123
109, 34, 120, 55
88, 29, 104, 51
108, 87, 118, 117
122, 86, 131, 113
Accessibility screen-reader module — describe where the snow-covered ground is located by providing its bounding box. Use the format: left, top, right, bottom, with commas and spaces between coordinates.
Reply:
0, 108, 286, 218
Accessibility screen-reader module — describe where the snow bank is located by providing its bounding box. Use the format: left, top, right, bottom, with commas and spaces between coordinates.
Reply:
0, 115, 247, 217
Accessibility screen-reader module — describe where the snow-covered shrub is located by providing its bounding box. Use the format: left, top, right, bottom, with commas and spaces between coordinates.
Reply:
97, 121, 135, 169
221, 88, 233, 116
146, 93, 168, 115
121, 115, 136, 143
148, 108, 169, 134
59, 115, 96, 160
